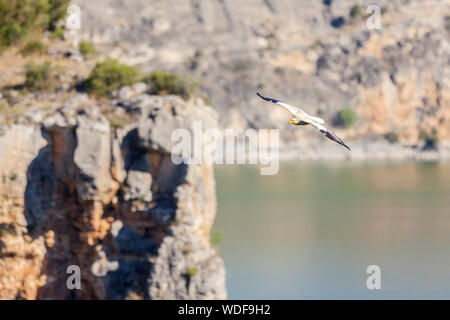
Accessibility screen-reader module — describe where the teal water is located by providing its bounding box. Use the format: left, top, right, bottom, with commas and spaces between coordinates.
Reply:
214, 162, 450, 299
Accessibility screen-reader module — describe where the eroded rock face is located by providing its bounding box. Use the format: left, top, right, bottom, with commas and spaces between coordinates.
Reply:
0, 126, 47, 299
0, 95, 226, 300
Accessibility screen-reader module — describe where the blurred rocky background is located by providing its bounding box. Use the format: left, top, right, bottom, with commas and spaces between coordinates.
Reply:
0, 0, 449, 299
71, 0, 450, 158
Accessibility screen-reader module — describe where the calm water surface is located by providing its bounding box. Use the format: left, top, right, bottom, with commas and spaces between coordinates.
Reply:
213, 162, 450, 299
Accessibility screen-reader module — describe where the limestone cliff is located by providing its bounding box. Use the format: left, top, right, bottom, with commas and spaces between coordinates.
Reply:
0, 94, 226, 299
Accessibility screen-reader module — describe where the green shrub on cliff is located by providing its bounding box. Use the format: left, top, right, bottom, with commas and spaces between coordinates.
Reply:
109, 119, 124, 129
46, 0, 69, 30
274, 67, 285, 75
84, 62, 199, 98
0, 0, 70, 47
184, 267, 198, 277
85, 58, 142, 96
25, 61, 52, 91
336, 108, 357, 128
349, 4, 361, 19
144, 70, 198, 99
51, 26, 65, 39
210, 229, 224, 247
79, 41, 96, 57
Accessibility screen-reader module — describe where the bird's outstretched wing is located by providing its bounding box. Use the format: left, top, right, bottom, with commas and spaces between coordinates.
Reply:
257, 92, 305, 116
307, 120, 351, 150
256, 92, 348, 150
307, 115, 325, 125
257, 93, 325, 124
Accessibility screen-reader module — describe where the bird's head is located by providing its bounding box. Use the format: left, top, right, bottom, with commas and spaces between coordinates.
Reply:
290, 118, 299, 125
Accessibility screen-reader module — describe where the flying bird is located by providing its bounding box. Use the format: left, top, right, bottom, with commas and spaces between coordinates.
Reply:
256, 92, 351, 150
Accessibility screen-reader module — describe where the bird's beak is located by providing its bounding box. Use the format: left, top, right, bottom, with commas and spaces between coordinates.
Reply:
290, 119, 296, 124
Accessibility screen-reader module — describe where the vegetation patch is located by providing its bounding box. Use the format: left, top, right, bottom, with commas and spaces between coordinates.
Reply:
79, 41, 96, 57
25, 61, 52, 91
51, 26, 65, 39
109, 119, 124, 129
20, 40, 48, 56
85, 58, 142, 96
336, 108, 357, 128
0, 0, 70, 48
274, 67, 285, 75
184, 267, 198, 277
349, 4, 361, 19
210, 229, 224, 247
144, 70, 198, 99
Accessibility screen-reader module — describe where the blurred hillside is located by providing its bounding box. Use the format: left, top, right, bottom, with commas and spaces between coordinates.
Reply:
72, 0, 450, 157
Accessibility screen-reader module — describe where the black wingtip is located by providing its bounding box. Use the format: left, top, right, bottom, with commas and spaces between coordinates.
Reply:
256, 92, 279, 104
256, 92, 267, 101
324, 129, 351, 151
334, 140, 351, 151
338, 140, 351, 151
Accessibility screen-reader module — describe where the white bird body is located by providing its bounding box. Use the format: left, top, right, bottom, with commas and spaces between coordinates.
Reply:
256, 92, 350, 150
275, 101, 325, 125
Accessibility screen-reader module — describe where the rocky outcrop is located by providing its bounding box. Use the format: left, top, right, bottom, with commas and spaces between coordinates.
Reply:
0, 94, 226, 299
